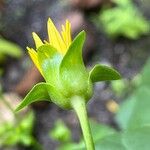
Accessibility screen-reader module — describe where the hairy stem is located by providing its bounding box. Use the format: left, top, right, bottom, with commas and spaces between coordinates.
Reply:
71, 96, 95, 150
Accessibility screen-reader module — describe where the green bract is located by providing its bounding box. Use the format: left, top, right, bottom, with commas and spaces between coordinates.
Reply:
16, 31, 121, 111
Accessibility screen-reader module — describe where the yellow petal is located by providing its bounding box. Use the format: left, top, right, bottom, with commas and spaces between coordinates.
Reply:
32, 32, 43, 49
47, 18, 67, 54
61, 20, 72, 51
66, 20, 72, 46
61, 25, 67, 46
43, 40, 49, 44
27, 47, 44, 76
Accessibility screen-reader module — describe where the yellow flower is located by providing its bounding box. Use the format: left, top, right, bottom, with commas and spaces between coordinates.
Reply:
16, 17, 121, 112
27, 18, 72, 76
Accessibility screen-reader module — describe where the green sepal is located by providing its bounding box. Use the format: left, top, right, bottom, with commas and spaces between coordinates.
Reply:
59, 31, 92, 100
89, 64, 121, 82
37, 45, 72, 109
37, 44, 63, 86
15, 82, 51, 112
47, 86, 71, 109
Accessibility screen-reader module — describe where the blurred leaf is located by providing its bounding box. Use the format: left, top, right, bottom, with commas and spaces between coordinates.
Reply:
58, 120, 116, 150
113, 0, 131, 6
49, 119, 72, 143
0, 38, 23, 58
95, 133, 126, 150
116, 87, 150, 130
94, 0, 150, 39
56, 119, 150, 150
140, 59, 150, 87
59, 142, 84, 150
0, 112, 35, 147
94, 126, 150, 150
127, 87, 150, 129
111, 79, 127, 96
90, 120, 116, 142
116, 96, 137, 130
122, 126, 150, 150
116, 58, 150, 130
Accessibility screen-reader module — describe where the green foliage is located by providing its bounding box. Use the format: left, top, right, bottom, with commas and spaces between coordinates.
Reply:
49, 119, 72, 143
138, 59, 150, 87
116, 87, 150, 130
58, 125, 150, 150
116, 59, 150, 130
0, 38, 23, 73
0, 112, 35, 147
90, 121, 116, 143
95, 133, 126, 150
54, 120, 116, 150
0, 38, 23, 60
95, 0, 150, 39
111, 79, 127, 96
93, 126, 150, 150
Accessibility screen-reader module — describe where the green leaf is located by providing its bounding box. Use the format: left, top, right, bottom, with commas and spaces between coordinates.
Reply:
37, 45, 72, 108
49, 119, 72, 143
122, 126, 150, 150
111, 79, 127, 96
95, 126, 150, 150
116, 58, 150, 130
37, 44, 63, 86
15, 82, 51, 111
91, 121, 122, 150
57, 120, 150, 150
0, 112, 35, 147
96, 133, 126, 150
0, 38, 22, 58
94, 0, 150, 40
59, 142, 84, 150
90, 120, 116, 143
89, 64, 121, 82
140, 59, 150, 87
127, 87, 150, 129
58, 120, 116, 150
115, 96, 136, 130
116, 87, 150, 130
59, 31, 90, 98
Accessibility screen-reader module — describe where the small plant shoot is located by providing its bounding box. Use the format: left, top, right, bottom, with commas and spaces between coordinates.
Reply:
15, 18, 121, 150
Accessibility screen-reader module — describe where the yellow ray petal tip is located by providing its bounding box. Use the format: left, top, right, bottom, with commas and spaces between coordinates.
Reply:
32, 32, 43, 49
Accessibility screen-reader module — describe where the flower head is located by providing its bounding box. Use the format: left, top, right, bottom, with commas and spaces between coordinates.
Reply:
27, 18, 72, 76
16, 18, 121, 111
15, 18, 121, 150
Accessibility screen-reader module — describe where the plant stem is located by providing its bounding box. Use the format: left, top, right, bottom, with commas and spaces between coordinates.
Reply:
71, 96, 95, 150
